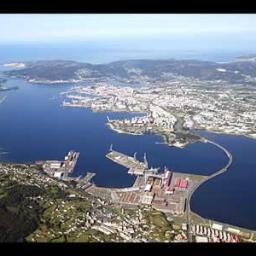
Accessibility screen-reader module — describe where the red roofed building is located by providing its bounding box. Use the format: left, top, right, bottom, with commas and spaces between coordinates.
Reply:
174, 178, 181, 188
180, 179, 188, 189
163, 171, 172, 189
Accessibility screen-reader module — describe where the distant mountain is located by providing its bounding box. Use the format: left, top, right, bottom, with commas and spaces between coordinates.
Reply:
236, 54, 256, 61
5, 58, 256, 85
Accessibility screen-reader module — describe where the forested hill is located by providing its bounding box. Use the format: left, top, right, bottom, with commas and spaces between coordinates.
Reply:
5, 58, 256, 85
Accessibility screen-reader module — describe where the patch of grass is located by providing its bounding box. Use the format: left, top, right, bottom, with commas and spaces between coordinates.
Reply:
150, 211, 169, 229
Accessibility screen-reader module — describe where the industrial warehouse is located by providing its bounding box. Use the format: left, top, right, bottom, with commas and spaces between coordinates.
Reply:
39, 148, 200, 216
34, 147, 248, 242
37, 151, 80, 180
105, 147, 202, 216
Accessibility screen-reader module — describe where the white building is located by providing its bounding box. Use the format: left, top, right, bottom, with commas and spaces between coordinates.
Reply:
212, 223, 223, 231
195, 236, 209, 243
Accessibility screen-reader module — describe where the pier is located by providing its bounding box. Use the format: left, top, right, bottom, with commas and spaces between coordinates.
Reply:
106, 150, 147, 175
104, 148, 198, 215
40, 151, 80, 180
77, 172, 96, 189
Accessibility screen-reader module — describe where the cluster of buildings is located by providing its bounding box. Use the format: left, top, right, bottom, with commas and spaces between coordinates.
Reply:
106, 108, 178, 147
106, 150, 190, 216
1, 158, 254, 242
192, 223, 241, 243
29, 193, 119, 242
173, 177, 189, 190
143, 170, 190, 215
0, 163, 68, 190
91, 207, 148, 242
38, 151, 80, 180
149, 105, 177, 130
1, 162, 164, 242
62, 78, 256, 141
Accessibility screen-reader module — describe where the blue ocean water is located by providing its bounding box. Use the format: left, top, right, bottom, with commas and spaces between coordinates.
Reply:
0, 44, 256, 230
0, 42, 249, 64
0, 78, 226, 187
191, 131, 256, 230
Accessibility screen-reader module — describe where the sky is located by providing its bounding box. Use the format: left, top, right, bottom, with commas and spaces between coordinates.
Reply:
0, 14, 256, 43
1, 14, 256, 62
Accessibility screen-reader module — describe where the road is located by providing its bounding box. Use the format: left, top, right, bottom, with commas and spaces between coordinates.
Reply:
186, 139, 233, 242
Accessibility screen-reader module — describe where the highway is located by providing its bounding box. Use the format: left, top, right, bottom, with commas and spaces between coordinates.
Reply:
186, 139, 233, 242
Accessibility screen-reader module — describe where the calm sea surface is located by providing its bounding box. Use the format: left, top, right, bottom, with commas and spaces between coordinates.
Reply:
0, 46, 256, 230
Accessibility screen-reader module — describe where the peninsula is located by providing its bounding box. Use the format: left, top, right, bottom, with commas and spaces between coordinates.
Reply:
5, 59, 256, 147
2, 58, 256, 242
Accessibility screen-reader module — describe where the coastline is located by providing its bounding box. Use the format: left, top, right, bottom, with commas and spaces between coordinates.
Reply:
194, 127, 256, 141
107, 121, 199, 148
0, 108, 255, 236
1, 76, 256, 236
107, 122, 143, 136
186, 138, 234, 241
105, 117, 256, 233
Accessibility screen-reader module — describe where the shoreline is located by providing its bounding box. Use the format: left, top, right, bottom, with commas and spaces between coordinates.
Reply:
1, 82, 256, 234
107, 122, 189, 146
1, 122, 256, 235
105, 119, 256, 233
194, 127, 256, 141
107, 123, 143, 136
96, 105, 256, 146
186, 139, 234, 241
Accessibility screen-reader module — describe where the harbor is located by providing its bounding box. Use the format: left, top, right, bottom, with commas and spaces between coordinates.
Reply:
37, 151, 80, 180
32, 136, 254, 242
92, 146, 205, 217
1, 75, 256, 233
83, 138, 245, 242
38, 147, 202, 217
106, 146, 148, 175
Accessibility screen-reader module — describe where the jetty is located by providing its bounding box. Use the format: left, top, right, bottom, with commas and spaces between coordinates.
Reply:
39, 151, 80, 180
106, 149, 147, 175
77, 172, 96, 189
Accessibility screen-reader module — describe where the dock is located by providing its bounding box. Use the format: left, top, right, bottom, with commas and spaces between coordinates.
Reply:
106, 150, 147, 175
77, 172, 96, 189
40, 151, 80, 180
62, 151, 80, 178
